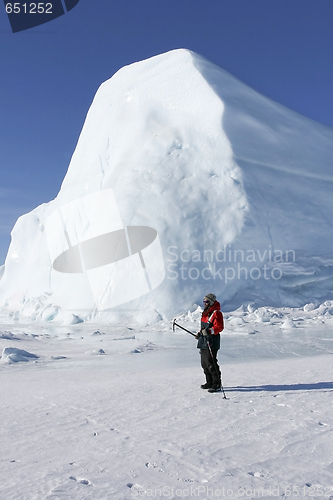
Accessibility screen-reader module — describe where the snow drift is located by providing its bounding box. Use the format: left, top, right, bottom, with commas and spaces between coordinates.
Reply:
0, 49, 332, 324
1, 347, 39, 363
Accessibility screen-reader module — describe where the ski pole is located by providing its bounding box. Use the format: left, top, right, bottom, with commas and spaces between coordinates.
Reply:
172, 319, 197, 338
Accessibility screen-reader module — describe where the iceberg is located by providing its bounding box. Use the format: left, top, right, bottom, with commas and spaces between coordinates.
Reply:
0, 49, 332, 324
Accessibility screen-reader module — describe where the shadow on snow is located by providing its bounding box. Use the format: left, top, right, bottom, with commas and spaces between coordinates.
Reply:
227, 382, 333, 393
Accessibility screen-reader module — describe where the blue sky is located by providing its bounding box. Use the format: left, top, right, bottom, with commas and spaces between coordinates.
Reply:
0, 0, 332, 265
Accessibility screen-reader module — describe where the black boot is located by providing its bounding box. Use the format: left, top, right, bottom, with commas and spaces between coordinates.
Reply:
208, 385, 222, 393
201, 382, 212, 389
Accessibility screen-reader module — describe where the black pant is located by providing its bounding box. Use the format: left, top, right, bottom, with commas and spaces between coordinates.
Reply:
200, 346, 221, 388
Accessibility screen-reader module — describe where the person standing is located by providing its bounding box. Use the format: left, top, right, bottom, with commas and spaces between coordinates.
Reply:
196, 293, 224, 393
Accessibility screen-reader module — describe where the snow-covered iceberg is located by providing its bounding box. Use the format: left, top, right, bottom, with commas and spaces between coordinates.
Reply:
0, 49, 332, 324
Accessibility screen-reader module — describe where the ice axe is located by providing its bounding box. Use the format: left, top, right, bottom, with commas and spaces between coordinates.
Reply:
173, 318, 227, 399
172, 319, 197, 338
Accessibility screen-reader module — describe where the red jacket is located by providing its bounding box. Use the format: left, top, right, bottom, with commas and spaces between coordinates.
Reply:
201, 301, 224, 335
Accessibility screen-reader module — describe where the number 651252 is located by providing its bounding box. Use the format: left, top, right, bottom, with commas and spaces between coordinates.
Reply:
6, 3, 53, 14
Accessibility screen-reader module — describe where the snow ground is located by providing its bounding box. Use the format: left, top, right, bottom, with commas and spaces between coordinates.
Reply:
1, 307, 333, 500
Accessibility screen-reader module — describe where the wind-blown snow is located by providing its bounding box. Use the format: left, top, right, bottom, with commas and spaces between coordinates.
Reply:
0, 49, 332, 324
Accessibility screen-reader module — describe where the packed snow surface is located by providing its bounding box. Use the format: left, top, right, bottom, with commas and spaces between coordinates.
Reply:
0, 49, 332, 324
1, 306, 333, 499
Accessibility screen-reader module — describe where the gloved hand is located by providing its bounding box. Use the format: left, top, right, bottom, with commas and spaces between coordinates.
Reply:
201, 328, 212, 336
195, 332, 200, 339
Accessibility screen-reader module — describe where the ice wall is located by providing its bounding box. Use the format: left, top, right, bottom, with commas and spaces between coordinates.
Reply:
0, 49, 332, 324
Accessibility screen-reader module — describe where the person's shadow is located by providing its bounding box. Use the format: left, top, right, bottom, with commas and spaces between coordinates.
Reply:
227, 382, 333, 393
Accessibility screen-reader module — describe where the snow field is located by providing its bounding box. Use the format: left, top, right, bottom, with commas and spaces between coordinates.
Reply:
0, 318, 332, 500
